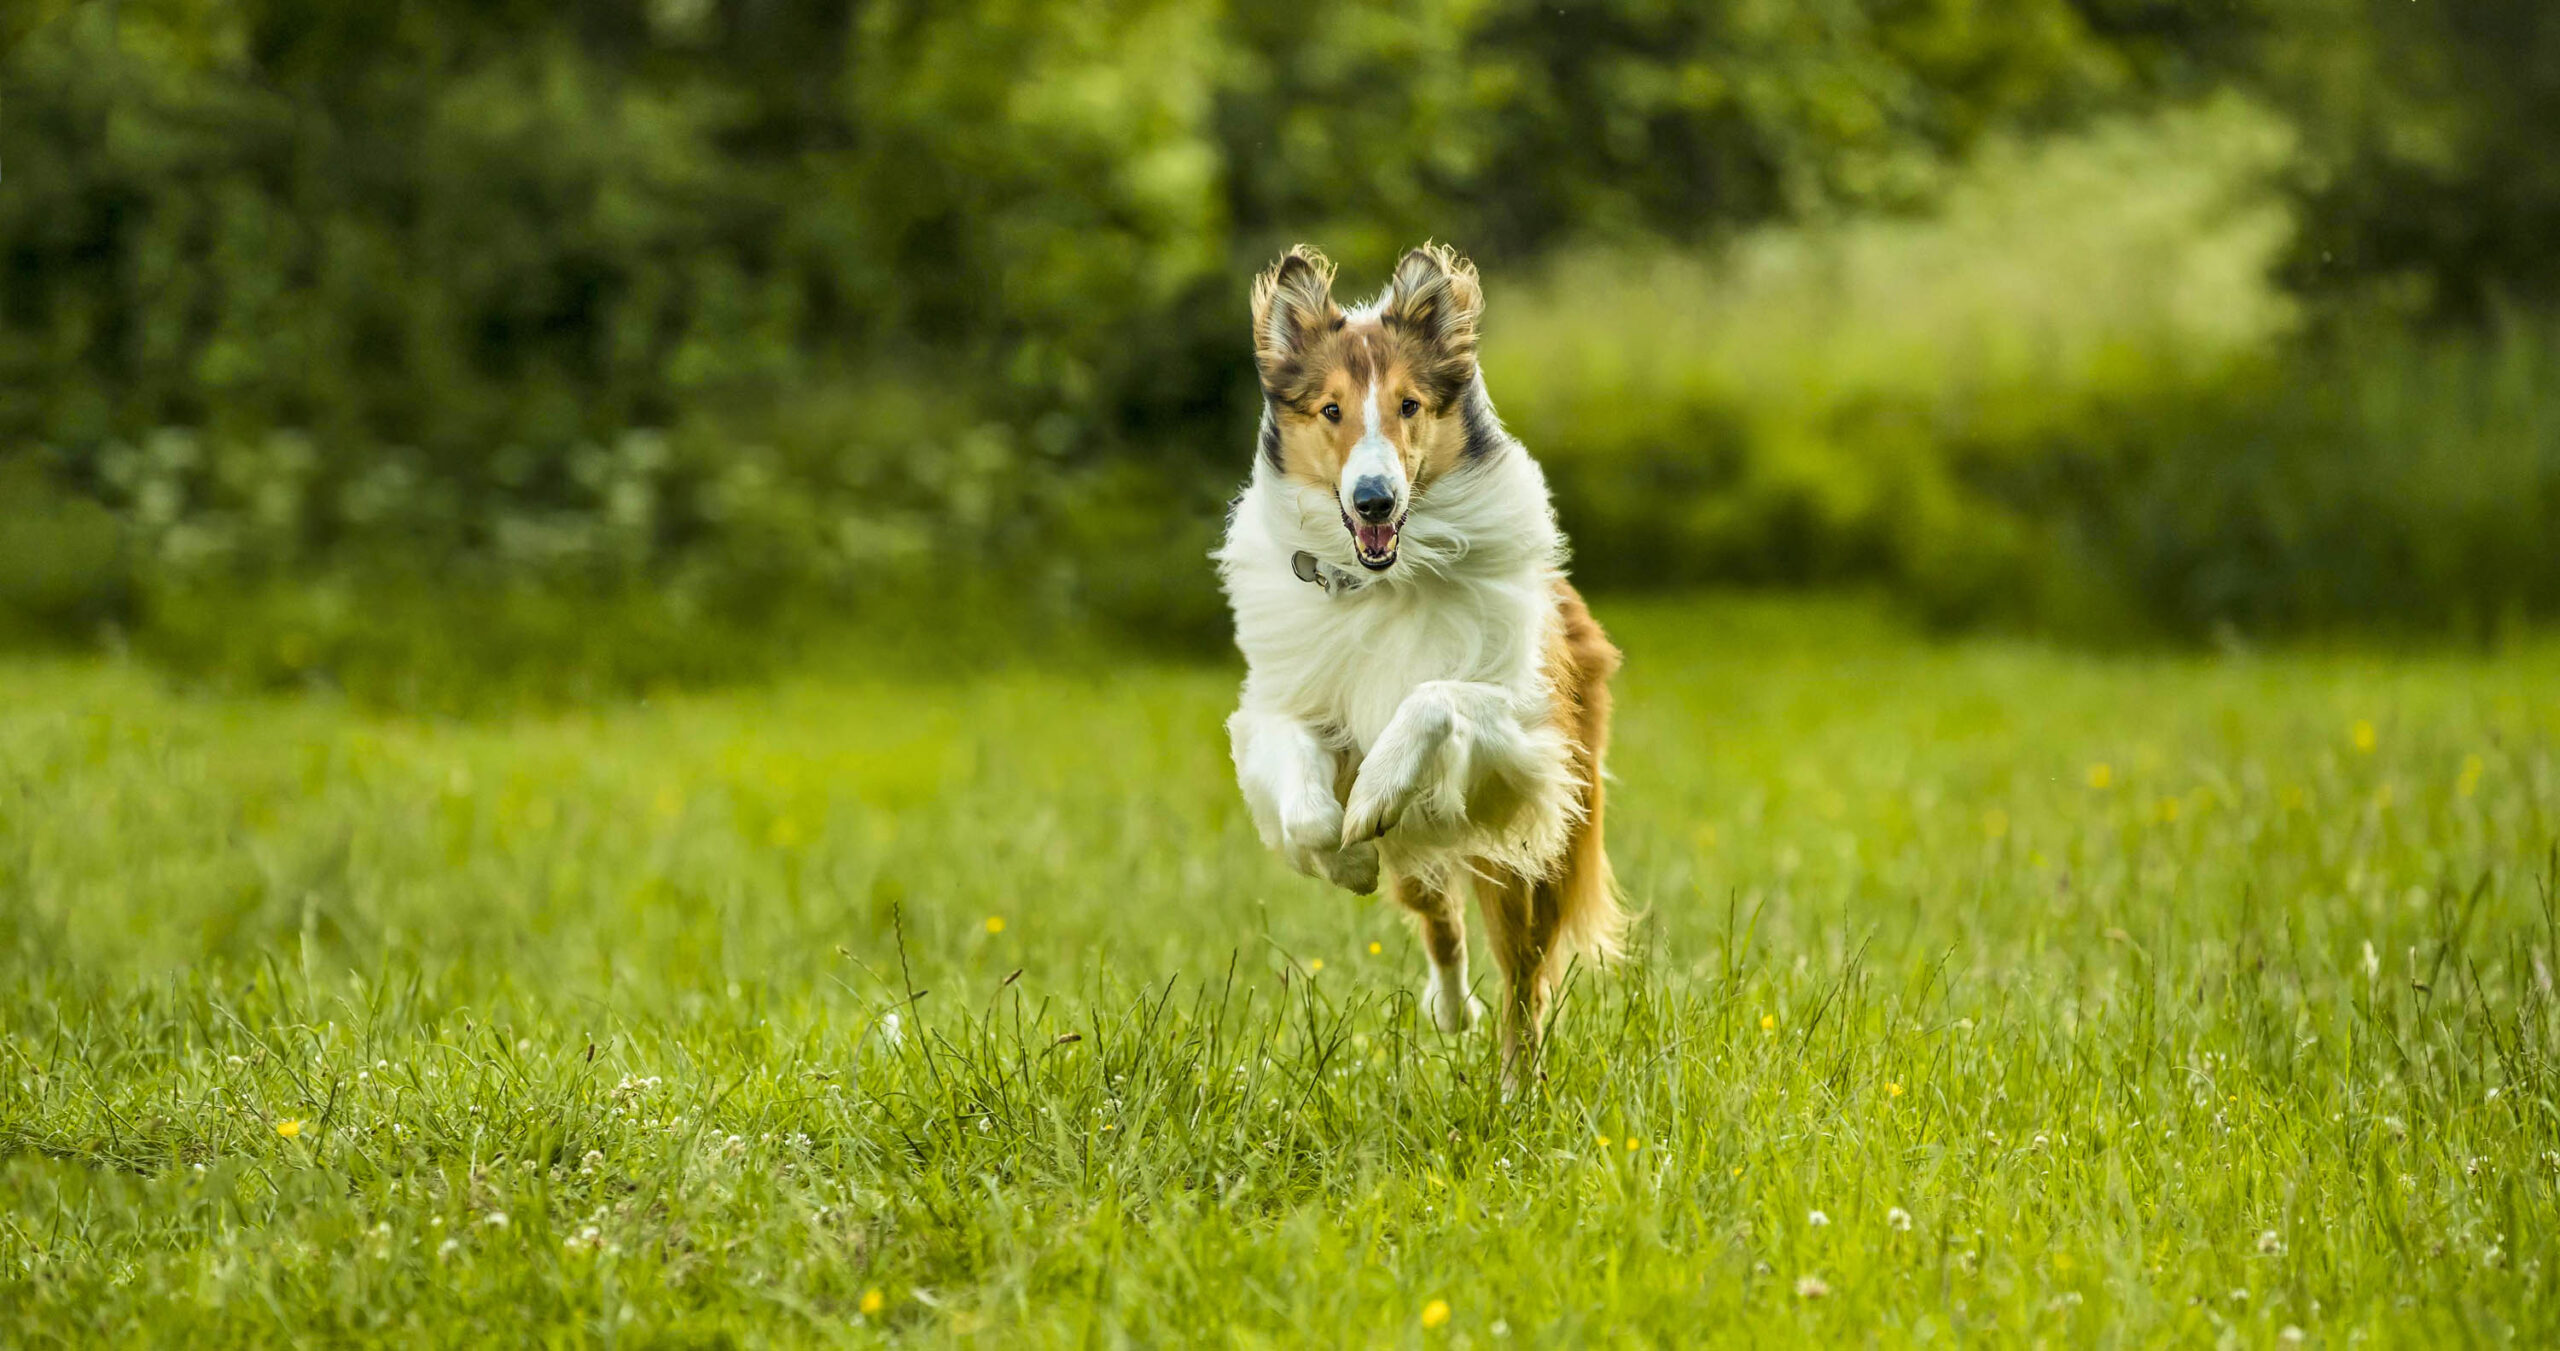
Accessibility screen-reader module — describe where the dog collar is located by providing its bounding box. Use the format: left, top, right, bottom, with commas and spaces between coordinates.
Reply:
1292, 550, 1368, 597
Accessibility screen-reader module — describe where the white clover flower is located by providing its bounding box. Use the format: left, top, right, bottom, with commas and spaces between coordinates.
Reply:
2258, 1230, 2284, 1255
483, 1211, 510, 1229
1794, 1275, 1830, 1299
1887, 1207, 1913, 1232
1807, 1210, 1830, 1227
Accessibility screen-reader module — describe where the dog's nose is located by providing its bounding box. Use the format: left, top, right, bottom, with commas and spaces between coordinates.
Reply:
1351, 476, 1399, 523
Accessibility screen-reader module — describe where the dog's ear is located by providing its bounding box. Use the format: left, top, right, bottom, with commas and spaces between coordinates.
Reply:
1250, 246, 1341, 391
1382, 243, 1483, 400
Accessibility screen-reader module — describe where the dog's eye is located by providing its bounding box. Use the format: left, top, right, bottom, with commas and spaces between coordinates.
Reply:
1321, 404, 1341, 423
1400, 398, 1421, 418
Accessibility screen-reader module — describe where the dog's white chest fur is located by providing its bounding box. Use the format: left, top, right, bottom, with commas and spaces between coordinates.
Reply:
1235, 560, 1541, 750
1218, 445, 1561, 748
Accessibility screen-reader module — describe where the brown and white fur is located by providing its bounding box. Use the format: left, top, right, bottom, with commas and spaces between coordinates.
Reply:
1216, 243, 1623, 1092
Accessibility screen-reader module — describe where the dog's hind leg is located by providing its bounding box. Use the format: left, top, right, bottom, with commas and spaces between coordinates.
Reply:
1388, 869, 1480, 1033
1474, 864, 1564, 1096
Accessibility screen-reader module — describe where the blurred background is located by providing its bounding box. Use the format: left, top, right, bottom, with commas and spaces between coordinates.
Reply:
5, 0, 2557, 703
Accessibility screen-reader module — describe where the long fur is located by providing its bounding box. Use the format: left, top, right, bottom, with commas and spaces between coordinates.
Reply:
1218, 243, 1623, 1089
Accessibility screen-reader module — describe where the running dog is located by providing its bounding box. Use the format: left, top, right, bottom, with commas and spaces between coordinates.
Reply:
1217, 242, 1622, 1091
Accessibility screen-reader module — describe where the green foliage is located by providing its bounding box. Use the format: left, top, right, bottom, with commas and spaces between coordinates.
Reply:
4, 0, 2560, 667
6, 600, 2560, 1341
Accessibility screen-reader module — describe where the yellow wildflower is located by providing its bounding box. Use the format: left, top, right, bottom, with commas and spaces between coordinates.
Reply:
984, 916, 1006, 935
1368, 941, 1383, 955
1420, 1299, 1450, 1329
275, 1118, 304, 1138
2086, 763, 2113, 790
2352, 720, 2377, 753
859, 1289, 884, 1315
1307, 958, 1324, 973
1760, 1013, 1776, 1032
1886, 1082, 1904, 1098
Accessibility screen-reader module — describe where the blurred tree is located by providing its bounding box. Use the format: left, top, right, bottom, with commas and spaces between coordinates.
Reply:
2265, 0, 2560, 319
2083, 0, 2560, 319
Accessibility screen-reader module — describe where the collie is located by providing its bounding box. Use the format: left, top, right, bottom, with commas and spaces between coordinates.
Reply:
1216, 242, 1623, 1092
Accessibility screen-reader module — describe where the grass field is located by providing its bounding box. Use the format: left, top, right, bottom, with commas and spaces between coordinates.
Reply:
6, 596, 2559, 1345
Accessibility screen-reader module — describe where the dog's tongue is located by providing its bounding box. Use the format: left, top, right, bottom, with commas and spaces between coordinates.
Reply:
1356, 521, 1398, 558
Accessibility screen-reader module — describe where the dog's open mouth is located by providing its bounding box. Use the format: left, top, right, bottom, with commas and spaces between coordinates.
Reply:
1342, 510, 1405, 570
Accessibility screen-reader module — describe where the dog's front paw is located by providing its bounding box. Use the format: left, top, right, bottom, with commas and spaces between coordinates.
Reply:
1280, 795, 1378, 893
1318, 839, 1379, 894
1284, 839, 1378, 894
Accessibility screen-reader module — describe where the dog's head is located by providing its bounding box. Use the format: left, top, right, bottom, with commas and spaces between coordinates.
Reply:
1250, 243, 1485, 572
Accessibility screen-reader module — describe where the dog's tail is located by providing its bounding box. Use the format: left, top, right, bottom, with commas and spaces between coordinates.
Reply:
1551, 767, 1625, 966
1549, 583, 1626, 966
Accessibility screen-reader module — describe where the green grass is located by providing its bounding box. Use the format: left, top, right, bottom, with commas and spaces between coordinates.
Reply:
6, 596, 2559, 1345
